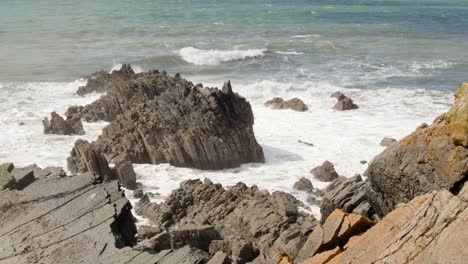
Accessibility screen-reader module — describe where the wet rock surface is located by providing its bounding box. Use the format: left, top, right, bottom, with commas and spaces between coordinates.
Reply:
42, 111, 84, 135
136, 179, 318, 264
265, 97, 309, 112
330, 92, 358, 111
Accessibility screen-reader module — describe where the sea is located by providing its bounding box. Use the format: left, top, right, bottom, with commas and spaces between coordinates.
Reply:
1, 0, 467, 218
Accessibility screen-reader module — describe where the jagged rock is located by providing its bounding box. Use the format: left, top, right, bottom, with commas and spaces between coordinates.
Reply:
300, 247, 341, 264
379, 137, 396, 147
115, 159, 137, 190
303, 184, 468, 264
67, 68, 264, 170
207, 251, 230, 264
320, 175, 378, 223
67, 139, 115, 178
365, 82, 468, 216
295, 210, 374, 263
76, 64, 135, 95
310, 161, 339, 182
265, 97, 309, 112
331, 92, 358, 111
136, 179, 317, 263
42, 111, 84, 135
293, 177, 314, 193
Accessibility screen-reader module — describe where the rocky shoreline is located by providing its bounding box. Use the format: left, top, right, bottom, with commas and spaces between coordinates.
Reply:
1, 67, 466, 263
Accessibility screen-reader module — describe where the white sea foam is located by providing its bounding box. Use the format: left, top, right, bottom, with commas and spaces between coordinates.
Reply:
0, 78, 454, 220
179, 47, 266, 65
275, 51, 304, 55
409, 60, 454, 73
110, 63, 143, 73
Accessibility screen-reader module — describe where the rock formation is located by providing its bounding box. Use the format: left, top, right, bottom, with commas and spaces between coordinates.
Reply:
76, 64, 135, 95
365, 82, 468, 216
67, 67, 264, 170
295, 210, 374, 263
136, 179, 318, 264
320, 175, 378, 223
310, 161, 339, 182
293, 177, 314, 193
0, 164, 214, 264
265, 97, 309, 112
330, 92, 358, 111
42, 111, 84, 135
301, 183, 468, 264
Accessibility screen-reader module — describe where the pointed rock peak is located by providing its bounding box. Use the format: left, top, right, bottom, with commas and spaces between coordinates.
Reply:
222, 80, 233, 94
118, 64, 135, 75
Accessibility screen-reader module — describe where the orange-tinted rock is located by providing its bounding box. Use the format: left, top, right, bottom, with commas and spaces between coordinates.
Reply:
309, 184, 468, 264
295, 210, 373, 262
300, 247, 341, 264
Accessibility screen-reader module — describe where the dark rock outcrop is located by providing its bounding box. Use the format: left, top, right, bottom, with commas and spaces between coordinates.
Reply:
310, 161, 339, 182
319, 175, 378, 223
331, 92, 358, 111
364, 82, 468, 216
293, 177, 314, 193
136, 179, 318, 263
67, 69, 264, 170
265, 97, 309, 112
76, 64, 135, 95
42, 111, 84, 135
67, 139, 115, 178
379, 137, 396, 147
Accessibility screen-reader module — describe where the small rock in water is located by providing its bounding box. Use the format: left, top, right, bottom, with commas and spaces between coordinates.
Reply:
311, 161, 339, 182
360, 160, 367, 164
331, 91, 358, 111
265, 97, 309, 112
133, 189, 144, 199
293, 177, 314, 193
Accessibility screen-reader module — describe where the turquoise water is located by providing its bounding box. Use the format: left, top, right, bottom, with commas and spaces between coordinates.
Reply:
1, 0, 467, 90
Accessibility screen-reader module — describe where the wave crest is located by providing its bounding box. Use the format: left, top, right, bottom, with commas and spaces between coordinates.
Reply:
179, 47, 266, 66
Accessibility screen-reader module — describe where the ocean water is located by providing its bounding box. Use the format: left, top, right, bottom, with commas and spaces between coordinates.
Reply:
0, 0, 467, 218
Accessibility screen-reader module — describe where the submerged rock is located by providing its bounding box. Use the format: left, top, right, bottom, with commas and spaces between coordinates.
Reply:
42, 111, 84, 135
331, 92, 358, 111
265, 97, 309, 112
136, 179, 317, 263
310, 161, 339, 182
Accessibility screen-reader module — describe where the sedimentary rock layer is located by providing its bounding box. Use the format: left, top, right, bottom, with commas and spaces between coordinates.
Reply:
67, 66, 264, 170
